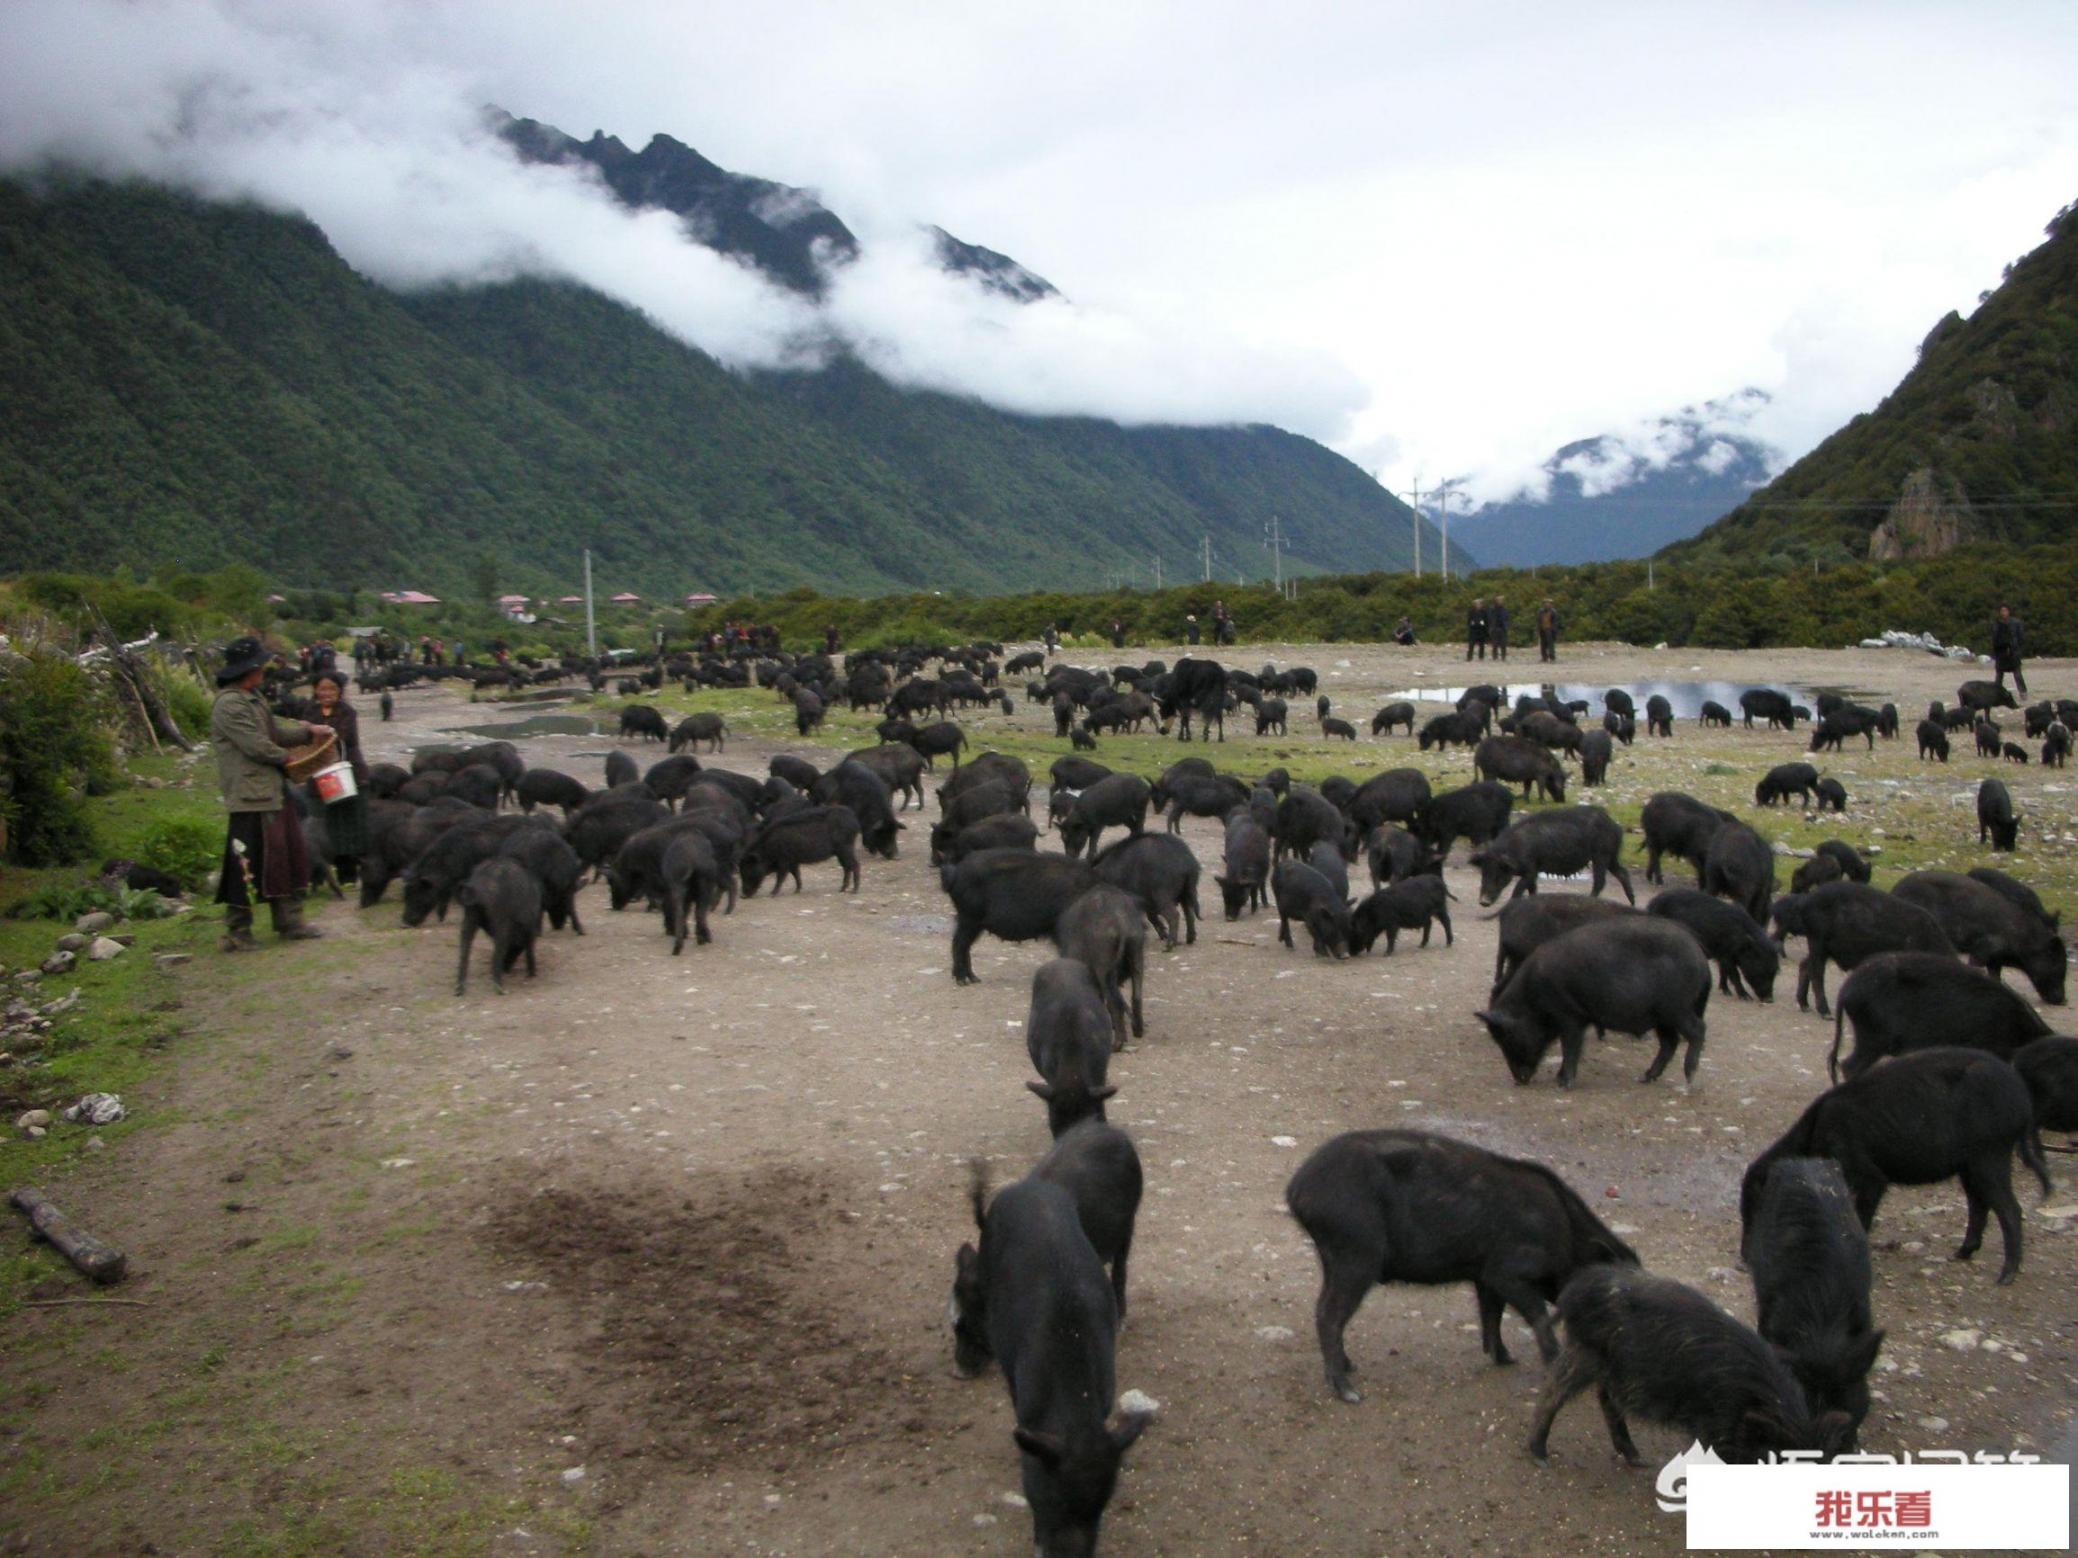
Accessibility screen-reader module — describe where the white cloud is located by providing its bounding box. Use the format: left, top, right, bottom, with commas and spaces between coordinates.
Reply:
3, 0, 2076, 492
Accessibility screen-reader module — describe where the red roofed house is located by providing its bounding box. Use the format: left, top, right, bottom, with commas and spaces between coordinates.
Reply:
684, 593, 718, 606
609, 592, 643, 606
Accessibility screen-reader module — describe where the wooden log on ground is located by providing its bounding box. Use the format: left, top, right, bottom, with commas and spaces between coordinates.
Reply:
8, 1187, 128, 1284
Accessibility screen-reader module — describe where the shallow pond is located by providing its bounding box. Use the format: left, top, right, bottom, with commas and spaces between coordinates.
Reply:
1383, 679, 1882, 720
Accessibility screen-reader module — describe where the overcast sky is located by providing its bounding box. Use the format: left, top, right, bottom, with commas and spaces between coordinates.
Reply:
5, 0, 2076, 508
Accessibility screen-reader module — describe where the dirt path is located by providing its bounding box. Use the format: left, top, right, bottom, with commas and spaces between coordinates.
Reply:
5, 639, 2075, 1556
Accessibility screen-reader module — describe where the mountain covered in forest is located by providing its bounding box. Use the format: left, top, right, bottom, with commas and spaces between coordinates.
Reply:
1447, 397, 1774, 566
1667, 199, 2078, 566
0, 158, 1432, 598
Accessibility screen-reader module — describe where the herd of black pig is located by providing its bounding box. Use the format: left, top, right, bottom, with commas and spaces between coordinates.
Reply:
319, 652, 2074, 1554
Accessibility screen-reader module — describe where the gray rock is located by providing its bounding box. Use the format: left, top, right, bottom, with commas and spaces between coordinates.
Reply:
15, 1109, 51, 1135
73, 911, 115, 935
153, 952, 193, 968
40, 951, 76, 975
54, 933, 86, 953
87, 937, 126, 962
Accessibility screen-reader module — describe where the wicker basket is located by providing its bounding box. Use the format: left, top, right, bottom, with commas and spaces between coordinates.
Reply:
283, 728, 337, 783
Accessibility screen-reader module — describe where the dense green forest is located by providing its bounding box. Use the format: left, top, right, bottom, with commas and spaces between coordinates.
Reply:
0, 177, 1438, 599
691, 540, 2078, 656
1669, 199, 2078, 565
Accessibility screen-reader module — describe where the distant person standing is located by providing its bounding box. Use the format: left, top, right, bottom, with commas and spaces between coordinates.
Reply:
1536, 599, 1560, 662
1991, 603, 2027, 698
1465, 598, 1489, 661
1393, 616, 1415, 646
1042, 622, 1060, 655
1185, 613, 1200, 645
1487, 597, 1510, 661
1110, 618, 1126, 650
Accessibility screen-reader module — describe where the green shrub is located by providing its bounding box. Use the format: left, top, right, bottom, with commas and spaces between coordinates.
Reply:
6, 879, 180, 922
132, 815, 220, 891
0, 649, 119, 865
161, 671, 214, 740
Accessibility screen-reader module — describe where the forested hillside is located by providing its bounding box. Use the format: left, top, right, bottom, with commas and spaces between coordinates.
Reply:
1668, 199, 2078, 566
0, 177, 1434, 597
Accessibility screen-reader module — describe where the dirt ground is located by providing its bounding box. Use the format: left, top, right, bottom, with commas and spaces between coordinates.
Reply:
5, 637, 2076, 1556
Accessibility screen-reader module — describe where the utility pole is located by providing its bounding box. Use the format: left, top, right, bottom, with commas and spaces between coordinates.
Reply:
1266, 515, 1286, 591
1397, 479, 1424, 578
1202, 535, 1212, 583
583, 548, 596, 659
1432, 485, 1455, 581
1153, 554, 1162, 592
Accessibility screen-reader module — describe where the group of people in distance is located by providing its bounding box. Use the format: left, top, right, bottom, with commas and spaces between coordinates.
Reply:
1466, 597, 1562, 663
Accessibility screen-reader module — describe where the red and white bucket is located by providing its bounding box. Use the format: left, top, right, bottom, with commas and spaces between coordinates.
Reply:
312, 762, 358, 804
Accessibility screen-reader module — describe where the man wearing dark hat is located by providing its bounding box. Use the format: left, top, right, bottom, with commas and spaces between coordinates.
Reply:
210, 637, 326, 951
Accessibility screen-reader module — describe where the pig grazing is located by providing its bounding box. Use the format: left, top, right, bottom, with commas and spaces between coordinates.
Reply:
1640, 792, 1729, 885
1739, 688, 1796, 729
1093, 832, 1202, 948
1470, 808, 1634, 906
813, 760, 904, 859
1488, 895, 1639, 996
2004, 740, 2031, 764
515, 768, 589, 818
1603, 689, 1636, 719
1272, 859, 1354, 958
1030, 1123, 1143, 1317
604, 750, 640, 789
1977, 776, 2018, 850
1526, 1266, 1852, 1466
1350, 877, 1454, 955
1275, 785, 1353, 864
1053, 885, 1148, 1047
618, 704, 668, 743
1957, 678, 2018, 714
1891, 869, 2066, 1004
1809, 706, 1879, 752
1814, 777, 1846, 813
947, 1175, 1149, 1555
1418, 711, 1485, 751
1966, 866, 2058, 931
1025, 959, 1120, 1136
1285, 1130, 1637, 1403
739, 806, 862, 896
1646, 887, 1780, 1000
1754, 762, 1819, 807
1415, 781, 1514, 860
1370, 701, 1416, 736
1477, 917, 1710, 1087
1473, 735, 1567, 802
1829, 951, 2053, 1082
1058, 773, 1151, 860
1699, 700, 1732, 727
1216, 814, 1272, 918
2013, 1036, 2078, 1131
1741, 1047, 2051, 1285
454, 857, 542, 997
1974, 718, 2002, 758
1366, 824, 1437, 889
944, 812, 1040, 865
945, 849, 1097, 984
1746, 1158, 1882, 1433
496, 827, 585, 936
1347, 769, 1432, 832
1163, 772, 1250, 831
1578, 727, 1612, 787
1774, 882, 1956, 1018
1644, 694, 1673, 737
1701, 817, 1775, 925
